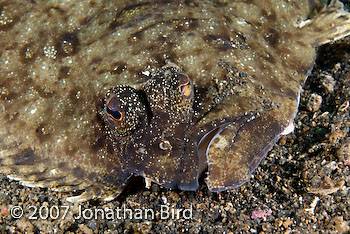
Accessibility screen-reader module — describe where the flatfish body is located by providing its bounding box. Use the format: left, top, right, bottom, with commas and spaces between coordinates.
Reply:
0, 0, 349, 202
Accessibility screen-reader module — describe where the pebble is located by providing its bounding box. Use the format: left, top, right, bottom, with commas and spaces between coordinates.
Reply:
282, 218, 293, 228
79, 224, 94, 234
321, 74, 336, 93
306, 93, 322, 112
337, 138, 350, 162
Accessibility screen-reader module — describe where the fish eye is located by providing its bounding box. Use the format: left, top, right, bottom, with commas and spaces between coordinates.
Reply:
177, 73, 194, 99
103, 86, 147, 136
106, 97, 124, 123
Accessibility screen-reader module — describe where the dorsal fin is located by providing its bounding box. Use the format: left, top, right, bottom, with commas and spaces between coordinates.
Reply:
298, 0, 350, 46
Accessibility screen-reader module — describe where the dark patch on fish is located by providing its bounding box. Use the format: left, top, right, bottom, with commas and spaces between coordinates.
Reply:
13, 148, 39, 166
56, 32, 79, 57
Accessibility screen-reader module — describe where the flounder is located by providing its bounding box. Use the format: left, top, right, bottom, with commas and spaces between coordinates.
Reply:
1, 0, 350, 202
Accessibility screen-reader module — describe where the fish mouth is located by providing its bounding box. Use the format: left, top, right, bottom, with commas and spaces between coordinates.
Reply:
197, 123, 230, 174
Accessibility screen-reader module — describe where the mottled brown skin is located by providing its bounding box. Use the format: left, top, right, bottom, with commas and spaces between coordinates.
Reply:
0, 0, 350, 201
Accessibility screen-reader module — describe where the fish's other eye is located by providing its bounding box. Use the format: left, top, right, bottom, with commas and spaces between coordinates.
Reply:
177, 72, 194, 100
104, 86, 147, 136
143, 65, 195, 121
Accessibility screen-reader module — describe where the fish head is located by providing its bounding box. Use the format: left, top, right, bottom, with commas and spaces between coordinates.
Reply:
102, 64, 199, 190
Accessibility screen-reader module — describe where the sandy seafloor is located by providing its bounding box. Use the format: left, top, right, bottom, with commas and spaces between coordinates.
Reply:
1, 20, 350, 234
